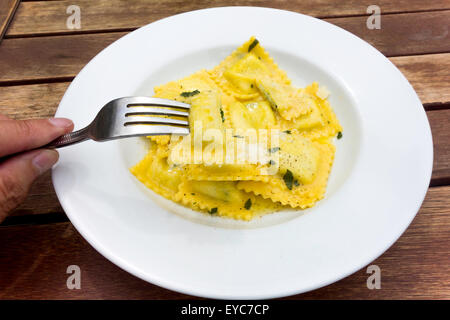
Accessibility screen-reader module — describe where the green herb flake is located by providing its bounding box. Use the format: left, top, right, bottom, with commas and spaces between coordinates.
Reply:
220, 108, 225, 122
337, 131, 343, 139
283, 170, 294, 190
233, 135, 244, 138
268, 160, 276, 166
244, 199, 252, 210
283, 130, 291, 134
268, 147, 280, 153
294, 180, 300, 187
248, 39, 259, 52
209, 207, 218, 214
180, 89, 200, 97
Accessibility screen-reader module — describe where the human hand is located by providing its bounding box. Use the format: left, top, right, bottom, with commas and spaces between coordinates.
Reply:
0, 114, 74, 222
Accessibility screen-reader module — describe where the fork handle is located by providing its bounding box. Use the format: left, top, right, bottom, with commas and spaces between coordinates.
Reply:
45, 126, 91, 149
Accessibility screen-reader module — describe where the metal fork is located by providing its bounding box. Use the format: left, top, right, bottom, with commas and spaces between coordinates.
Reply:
46, 97, 190, 148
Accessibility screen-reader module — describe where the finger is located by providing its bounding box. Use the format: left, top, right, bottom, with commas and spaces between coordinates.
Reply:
0, 114, 11, 120
0, 149, 58, 222
0, 118, 73, 157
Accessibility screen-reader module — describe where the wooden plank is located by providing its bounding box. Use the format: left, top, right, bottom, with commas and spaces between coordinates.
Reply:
6, 0, 450, 37
0, 53, 447, 107
0, 185, 448, 299
0, 32, 127, 84
0, 54, 448, 108
326, 10, 450, 57
7, 8, 450, 58
428, 109, 450, 187
0, 0, 19, 42
11, 171, 63, 216
0, 31, 449, 104
0, 82, 68, 119
390, 54, 450, 106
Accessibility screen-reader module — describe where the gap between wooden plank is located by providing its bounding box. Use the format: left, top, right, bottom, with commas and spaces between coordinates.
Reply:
424, 102, 450, 111
5, 27, 138, 39
0, 212, 68, 227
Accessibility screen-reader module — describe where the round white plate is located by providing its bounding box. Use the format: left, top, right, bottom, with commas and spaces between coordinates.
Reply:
53, 7, 433, 299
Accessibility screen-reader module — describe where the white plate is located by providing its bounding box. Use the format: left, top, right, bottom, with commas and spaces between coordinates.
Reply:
53, 7, 433, 299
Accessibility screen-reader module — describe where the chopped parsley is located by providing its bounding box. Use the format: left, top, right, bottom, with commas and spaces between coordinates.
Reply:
337, 131, 343, 139
220, 108, 225, 122
180, 90, 200, 97
268, 160, 276, 166
294, 180, 300, 187
283, 170, 294, 190
244, 199, 252, 210
248, 39, 259, 52
283, 130, 291, 134
233, 135, 244, 138
209, 207, 218, 214
268, 147, 280, 153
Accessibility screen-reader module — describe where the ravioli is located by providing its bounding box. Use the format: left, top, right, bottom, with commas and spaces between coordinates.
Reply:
130, 37, 342, 220
256, 78, 312, 120
279, 83, 342, 139
177, 180, 280, 220
237, 140, 336, 208
131, 144, 184, 201
209, 37, 290, 100
228, 100, 276, 130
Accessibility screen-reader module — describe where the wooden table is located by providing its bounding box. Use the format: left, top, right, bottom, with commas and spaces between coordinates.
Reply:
0, 0, 449, 300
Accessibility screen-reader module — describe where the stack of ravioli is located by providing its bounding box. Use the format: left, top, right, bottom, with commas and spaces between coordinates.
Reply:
131, 37, 342, 220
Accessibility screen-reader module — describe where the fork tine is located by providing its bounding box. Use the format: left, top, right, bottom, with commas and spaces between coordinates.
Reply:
125, 107, 189, 118
124, 116, 189, 127
124, 97, 190, 110
124, 125, 190, 136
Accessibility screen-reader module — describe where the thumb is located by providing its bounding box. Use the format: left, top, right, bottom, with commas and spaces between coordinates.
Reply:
0, 149, 58, 222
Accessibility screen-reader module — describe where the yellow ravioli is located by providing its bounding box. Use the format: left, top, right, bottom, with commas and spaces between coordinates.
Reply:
130, 144, 185, 201
238, 140, 335, 208
228, 100, 276, 130
256, 78, 312, 120
279, 83, 342, 140
278, 133, 320, 185
177, 180, 282, 220
209, 37, 290, 100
